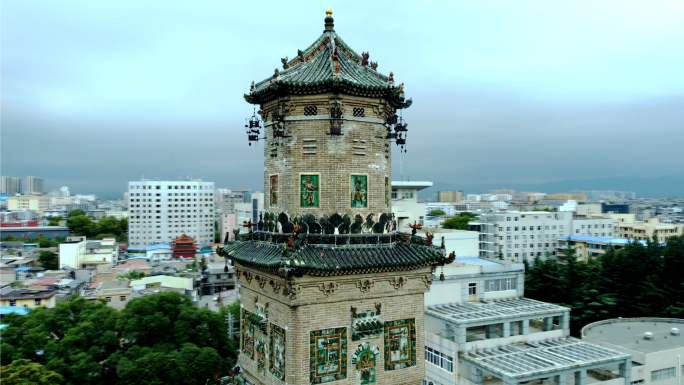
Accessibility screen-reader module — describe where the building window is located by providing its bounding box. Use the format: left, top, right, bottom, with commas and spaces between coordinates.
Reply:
352, 108, 365, 117
106, 297, 112, 303
425, 347, 453, 372
506, 217, 511, 221
35, 299, 41, 306
468, 283, 477, 296
9, 300, 16, 306
485, 278, 516, 292
651, 368, 675, 381
304, 105, 318, 116
120, 296, 126, 302
631, 381, 645, 385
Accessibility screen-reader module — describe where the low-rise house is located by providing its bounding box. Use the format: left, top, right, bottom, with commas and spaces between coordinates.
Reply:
85, 280, 132, 309
201, 262, 235, 295
0, 287, 58, 308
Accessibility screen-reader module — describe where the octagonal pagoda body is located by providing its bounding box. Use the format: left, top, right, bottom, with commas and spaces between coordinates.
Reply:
220, 10, 452, 385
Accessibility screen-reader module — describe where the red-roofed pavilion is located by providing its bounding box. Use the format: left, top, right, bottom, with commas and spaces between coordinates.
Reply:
171, 234, 198, 258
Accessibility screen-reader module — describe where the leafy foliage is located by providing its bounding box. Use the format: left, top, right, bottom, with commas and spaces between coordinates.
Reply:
428, 209, 446, 216
38, 251, 58, 270
0, 359, 64, 384
525, 235, 684, 334
0, 293, 237, 385
442, 215, 473, 230
67, 209, 86, 218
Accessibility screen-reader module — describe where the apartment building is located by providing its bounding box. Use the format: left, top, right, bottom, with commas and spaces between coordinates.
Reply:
423, 258, 633, 385
618, 218, 683, 243
1, 176, 22, 195
438, 190, 463, 203
6, 195, 50, 216
557, 235, 646, 263
127, 180, 215, 248
26, 176, 44, 195
476, 212, 614, 262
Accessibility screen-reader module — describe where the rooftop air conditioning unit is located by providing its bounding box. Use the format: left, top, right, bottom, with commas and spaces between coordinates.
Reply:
671, 328, 680, 336
644, 332, 654, 340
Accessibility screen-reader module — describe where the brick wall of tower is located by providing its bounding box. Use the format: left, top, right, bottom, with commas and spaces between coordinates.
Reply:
261, 93, 394, 217
236, 264, 433, 385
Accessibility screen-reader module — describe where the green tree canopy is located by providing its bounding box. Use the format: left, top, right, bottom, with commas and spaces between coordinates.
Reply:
66, 215, 96, 237
46, 216, 64, 226
442, 215, 472, 230
525, 235, 684, 335
38, 251, 58, 270
96, 217, 123, 236
67, 209, 85, 218
428, 209, 446, 216
0, 359, 64, 385
0, 292, 237, 385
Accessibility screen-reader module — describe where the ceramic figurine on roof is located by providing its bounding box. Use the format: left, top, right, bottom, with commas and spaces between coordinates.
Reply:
228, 10, 451, 385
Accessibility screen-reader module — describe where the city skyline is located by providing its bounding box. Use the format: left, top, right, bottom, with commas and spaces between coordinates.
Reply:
3, 1, 684, 198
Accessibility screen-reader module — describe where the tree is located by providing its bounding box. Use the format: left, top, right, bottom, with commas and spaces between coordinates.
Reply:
67, 209, 85, 218
120, 218, 128, 233
0, 359, 64, 384
428, 209, 446, 216
96, 217, 123, 236
0, 292, 237, 385
46, 216, 64, 226
442, 215, 471, 230
215, 231, 221, 243
27, 236, 59, 248
38, 251, 58, 270
66, 215, 96, 237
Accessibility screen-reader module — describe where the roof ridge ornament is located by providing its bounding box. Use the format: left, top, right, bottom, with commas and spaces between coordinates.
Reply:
324, 8, 334, 31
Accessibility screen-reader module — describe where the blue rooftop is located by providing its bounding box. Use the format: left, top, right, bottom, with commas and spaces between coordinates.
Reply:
13, 267, 31, 271
146, 244, 171, 251
558, 235, 647, 246
0, 306, 31, 316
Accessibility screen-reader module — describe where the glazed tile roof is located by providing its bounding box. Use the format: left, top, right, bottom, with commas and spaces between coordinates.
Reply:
245, 21, 411, 108
224, 234, 449, 277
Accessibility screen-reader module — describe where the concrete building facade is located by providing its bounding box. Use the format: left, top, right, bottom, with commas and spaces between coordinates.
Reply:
127, 180, 215, 248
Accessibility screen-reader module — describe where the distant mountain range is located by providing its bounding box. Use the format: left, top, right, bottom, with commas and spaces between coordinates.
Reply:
418, 175, 684, 200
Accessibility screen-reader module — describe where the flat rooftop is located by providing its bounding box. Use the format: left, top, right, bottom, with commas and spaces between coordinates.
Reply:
582, 318, 684, 354
462, 338, 629, 380
391, 181, 433, 191
427, 298, 568, 325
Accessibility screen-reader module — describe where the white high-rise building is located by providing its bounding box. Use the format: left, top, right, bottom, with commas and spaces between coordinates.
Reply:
1, 176, 22, 195
127, 180, 215, 248
26, 176, 45, 195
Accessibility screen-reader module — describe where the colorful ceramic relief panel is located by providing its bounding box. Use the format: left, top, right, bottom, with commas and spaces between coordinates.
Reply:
241, 309, 255, 360
351, 342, 380, 385
351, 307, 382, 341
384, 177, 390, 207
256, 334, 267, 375
351, 175, 368, 208
269, 175, 278, 207
310, 327, 347, 384
383, 318, 417, 371
269, 323, 286, 381
301, 174, 320, 208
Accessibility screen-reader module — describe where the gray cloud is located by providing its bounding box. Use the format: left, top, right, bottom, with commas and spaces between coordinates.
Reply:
2, 1, 684, 198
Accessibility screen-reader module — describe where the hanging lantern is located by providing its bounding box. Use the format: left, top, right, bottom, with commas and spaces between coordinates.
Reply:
245, 112, 264, 146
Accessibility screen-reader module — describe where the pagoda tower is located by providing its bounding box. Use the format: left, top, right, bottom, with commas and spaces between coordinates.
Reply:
171, 234, 198, 259
220, 10, 454, 385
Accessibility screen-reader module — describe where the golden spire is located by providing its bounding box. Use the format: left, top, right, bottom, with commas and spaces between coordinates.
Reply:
326, 8, 333, 17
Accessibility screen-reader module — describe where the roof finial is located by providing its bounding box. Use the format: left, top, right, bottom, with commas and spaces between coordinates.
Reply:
324, 8, 334, 30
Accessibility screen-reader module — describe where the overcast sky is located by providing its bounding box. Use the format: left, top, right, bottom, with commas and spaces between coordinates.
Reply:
3, 0, 684, 198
